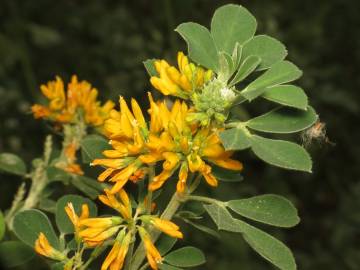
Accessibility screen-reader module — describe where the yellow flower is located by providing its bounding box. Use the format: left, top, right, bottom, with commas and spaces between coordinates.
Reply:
146, 102, 243, 193
93, 94, 242, 194
34, 233, 65, 261
79, 224, 121, 247
64, 202, 89, 241
32, 104, 51, 119
40, 76, 66, 111
77, 209, 124, 247
150, 52, 213, 99
32, 75, 114, 129
98, 189, 132, 219
138, 227, 163, 270
150, 217, 183, 239
101, 230, 131, 270
92, 95, 155, 194
61, 142, 84, 175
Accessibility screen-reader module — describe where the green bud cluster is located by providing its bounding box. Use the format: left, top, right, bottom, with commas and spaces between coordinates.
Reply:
187, 78, 236, 126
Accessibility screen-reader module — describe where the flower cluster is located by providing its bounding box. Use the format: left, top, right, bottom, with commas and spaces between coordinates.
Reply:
150, 52, 213, 99
150, 52, 237, 125
91, 93, 242, 194
71, 189, 182, 270
33, 52, 243, 270
32, 75, 114, 128
34, 233, 66, 261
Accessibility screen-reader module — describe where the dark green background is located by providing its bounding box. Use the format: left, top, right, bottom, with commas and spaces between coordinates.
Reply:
1, 0, 359, 269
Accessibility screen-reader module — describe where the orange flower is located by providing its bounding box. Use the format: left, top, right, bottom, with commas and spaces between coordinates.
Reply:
31, 104, 51, 118
32, 75, 114, 129
150, 52, 213, 99
93, 94, 243, 194
64, 203, 89, 242
101, 230, 131, 270
138, 227, 162, 270
57, 142, 84, 175
98, 189, 132, 219
34, 233, 65, 261
150, 217, 183, 239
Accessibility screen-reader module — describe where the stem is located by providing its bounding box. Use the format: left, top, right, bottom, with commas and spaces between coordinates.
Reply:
5, 137, 52, 229
4, 183, 26, 228
124, 226, 136, 270
186, 195, 225, 206
188, 174, 202, 194
56, 120, 87, 172
146, 166, 155, 214
130, 193, 183, 270
80, 240, 114, 270
21, 161, 48, 210
73, 244, 86, 270
138, 263, 149, 270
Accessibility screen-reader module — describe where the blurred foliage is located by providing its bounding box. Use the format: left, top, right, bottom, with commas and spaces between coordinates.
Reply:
0, 0, 359, 269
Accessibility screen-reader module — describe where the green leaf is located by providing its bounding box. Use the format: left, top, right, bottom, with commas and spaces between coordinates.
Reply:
247, 106, 318, 133
164, 246, 206, 268
39, 198, 57, 213
242, 35, 287, 70
46, 166, 71, 183
218, 51, 235, 81
143, 59, 158, 76
0, 241, 35, 268
203, 203, 242, 232
55, 194, 97, 234
211, 4, 256, 55
81, 135, 110, 163
182, 218, 220, 239
232, 43, 243, 71
0, 210, 5, 241
159, 264, 183, 270
227, 194, 300, 227
204, 203, 296, 270
239, 219, 296, 270
13, 209, 60, 248
211, 165, 243, 182
175, 22, 219, 71
177, 210, 203, 220
156, 234, 177, 256
219, 127, 251, 151
230, 55, 261, 86
250, 135, 312, 172
262, 85, 308, 110
241, 61, 302, 101
70, 176, 101, 199
0, 153, 26, 176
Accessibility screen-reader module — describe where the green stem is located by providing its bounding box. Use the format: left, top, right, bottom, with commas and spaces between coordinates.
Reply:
80, 241, 114, 270
138, 262, 149, 270
188, 174, 202, 194
185, 195, 225, 206
124, 226, 137, 270
146, 166, 155, 214
5, 137, 52, 229
21, 162, 47, 209
4, 183, 26, 228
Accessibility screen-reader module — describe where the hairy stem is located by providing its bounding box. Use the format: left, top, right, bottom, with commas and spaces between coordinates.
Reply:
20, 136, 52, 211
5, 136, 52, 229
4, 182, 26, 228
